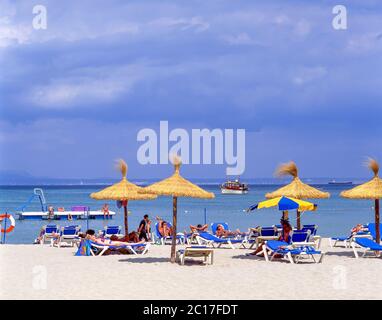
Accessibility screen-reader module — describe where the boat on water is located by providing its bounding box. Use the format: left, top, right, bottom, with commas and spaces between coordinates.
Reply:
328, 180, 353, 186
16, 188, 115, 220
220, 179, 249, 194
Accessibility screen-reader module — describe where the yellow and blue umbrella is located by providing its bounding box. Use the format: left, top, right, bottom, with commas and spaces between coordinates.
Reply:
247, 196, 317, 212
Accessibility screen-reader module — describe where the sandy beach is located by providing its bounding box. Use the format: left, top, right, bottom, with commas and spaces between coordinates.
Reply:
1, 239, 381, 300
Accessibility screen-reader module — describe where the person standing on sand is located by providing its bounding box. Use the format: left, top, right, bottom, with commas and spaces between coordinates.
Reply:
102, 203, 110, 219
47, 205, 54, 219
138, 214, 151, 241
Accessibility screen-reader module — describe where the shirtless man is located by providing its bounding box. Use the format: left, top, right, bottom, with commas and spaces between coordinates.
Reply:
215, 224, 244, 238
190, 224, 208, 233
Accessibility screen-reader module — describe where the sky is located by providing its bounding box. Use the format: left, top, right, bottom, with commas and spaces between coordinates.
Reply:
0, 0, 382, 180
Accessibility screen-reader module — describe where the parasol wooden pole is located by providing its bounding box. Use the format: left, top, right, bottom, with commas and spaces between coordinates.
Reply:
170, 196, 178, 263
296, 210, 301, 230
375, 199, 380, 244
124, 201, 129, 236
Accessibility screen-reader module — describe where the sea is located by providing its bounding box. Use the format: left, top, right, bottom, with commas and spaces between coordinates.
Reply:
0, 183, 376, 244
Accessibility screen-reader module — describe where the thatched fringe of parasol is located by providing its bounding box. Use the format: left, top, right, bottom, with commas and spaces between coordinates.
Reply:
266, 161, 330, 199
341, 158, 382, 200
140, 155, 214, 199
366, 157, 379, 177
116, 159, 128, 178
90, 159, 157, 201
275, 161, 298, 178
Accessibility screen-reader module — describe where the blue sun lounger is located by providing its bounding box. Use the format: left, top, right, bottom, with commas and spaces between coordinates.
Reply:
103, 225, 122, 238
330, 231, 370, 248
249, 226, 279, 249
196, 232, 247, 249
41, 224, 60, 244
89, 240, 151, 256
291, 230, 317, 248
211, 221, 248, 243
54, 225, 81, 248
367, 223, 382, 241
211, 222, 230, 235
301, 225, 322, 248
154, 222, 185, 245
351, 237, 382, 258
263, 240, 323, 264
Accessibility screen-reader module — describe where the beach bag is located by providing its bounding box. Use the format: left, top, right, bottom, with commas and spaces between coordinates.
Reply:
75, 239, 92, 256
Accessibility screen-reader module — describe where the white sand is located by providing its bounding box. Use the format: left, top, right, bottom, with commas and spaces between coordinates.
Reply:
1, 239, 381, 300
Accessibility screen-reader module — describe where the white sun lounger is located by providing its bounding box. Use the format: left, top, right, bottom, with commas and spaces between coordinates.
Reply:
176, 246, 214, 265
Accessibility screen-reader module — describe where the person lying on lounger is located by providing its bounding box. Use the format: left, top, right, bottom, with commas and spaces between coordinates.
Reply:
215, 224, 245, 238
156, 216, 173, 237
190, 224, 208, 233
351, 224, 365, 234
86, 233, 145, 246
247, 220, 292, 257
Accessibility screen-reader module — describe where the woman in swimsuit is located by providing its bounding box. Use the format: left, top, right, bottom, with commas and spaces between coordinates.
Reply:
156, 216, 173, 236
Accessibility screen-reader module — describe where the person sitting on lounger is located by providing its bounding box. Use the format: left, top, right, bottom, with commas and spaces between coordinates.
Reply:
190, 224, 208, 233
156, 216, 173, 237
34, 226, 61, 244
215, 224, 245, 238
247, 219, 292, 256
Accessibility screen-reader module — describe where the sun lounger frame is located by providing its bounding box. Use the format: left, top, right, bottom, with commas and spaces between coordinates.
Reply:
89, 241, 151, 256
176, 246, 214, 265
351, 237, 382, 259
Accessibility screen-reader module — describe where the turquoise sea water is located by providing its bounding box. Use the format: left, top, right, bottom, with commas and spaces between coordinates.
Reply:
0, 184, 377, 244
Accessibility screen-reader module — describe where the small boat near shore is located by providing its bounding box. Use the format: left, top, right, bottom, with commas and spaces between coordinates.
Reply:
220, 179, 249, 194
16, 188, 115, 220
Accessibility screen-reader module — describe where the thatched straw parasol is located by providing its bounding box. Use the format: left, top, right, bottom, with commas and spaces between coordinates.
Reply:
90, 159, 157, 235
140, 155, 215, 263
341, 158, 382, 244
266, 161, 330, 229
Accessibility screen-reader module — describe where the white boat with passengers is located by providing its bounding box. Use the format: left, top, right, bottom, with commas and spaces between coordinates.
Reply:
16, 188, 115, 220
